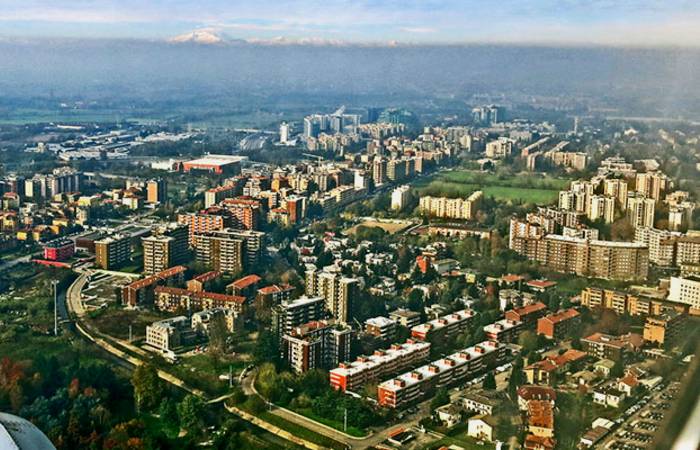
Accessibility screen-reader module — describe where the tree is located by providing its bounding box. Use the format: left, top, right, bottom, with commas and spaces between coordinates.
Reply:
430, 388, 450, 410
131, 364, 164, 412
483, 372, 497, 390
208, 313, 229, 357
177, 394, 205, 434
508, 357, 525, 398
611, 359, 624, 378
518, 331, 539, 356
158, 398, 179, 430
407, 289, 424, 312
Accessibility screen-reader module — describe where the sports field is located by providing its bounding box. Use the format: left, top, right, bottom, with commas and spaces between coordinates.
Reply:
416, 170, 571, 204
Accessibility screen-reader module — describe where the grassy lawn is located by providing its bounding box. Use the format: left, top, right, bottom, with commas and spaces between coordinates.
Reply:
86, 306, 171, 340
257, 411, 348, 450
295, 407, 368, 437
422, 432, 496, 450
415, 170, 571, 204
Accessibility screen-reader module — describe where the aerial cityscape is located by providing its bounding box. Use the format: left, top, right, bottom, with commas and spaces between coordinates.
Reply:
1, 1, 700, 450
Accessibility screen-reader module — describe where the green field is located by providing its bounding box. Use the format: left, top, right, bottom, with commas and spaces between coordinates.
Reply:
416, 170, 571, 204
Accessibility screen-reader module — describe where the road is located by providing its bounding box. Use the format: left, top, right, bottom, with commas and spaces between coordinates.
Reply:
0, 254, 33, 272
64, 271, 324, 449
242, 369, 438, 449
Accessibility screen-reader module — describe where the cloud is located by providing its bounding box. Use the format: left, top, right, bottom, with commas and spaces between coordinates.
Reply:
1, 0, 700, 46
398, 27, 437, 34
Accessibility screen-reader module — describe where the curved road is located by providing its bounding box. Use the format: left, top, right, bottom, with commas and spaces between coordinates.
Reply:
65, 271, 326, 449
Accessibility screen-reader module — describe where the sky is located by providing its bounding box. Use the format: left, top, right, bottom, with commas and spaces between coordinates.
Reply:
1, 0, 700, 46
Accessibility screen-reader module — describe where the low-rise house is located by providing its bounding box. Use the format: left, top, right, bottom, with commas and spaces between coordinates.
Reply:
592, 385, 626, 408
593, 359, 616, 377
435, 404, 462, 429
517, 385, 556, 412
523, 349, 587, 385
467, 415, 496, 442
459, 391, 503, 416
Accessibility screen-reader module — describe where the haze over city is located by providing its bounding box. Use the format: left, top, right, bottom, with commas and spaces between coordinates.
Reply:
1, 2, 700, 450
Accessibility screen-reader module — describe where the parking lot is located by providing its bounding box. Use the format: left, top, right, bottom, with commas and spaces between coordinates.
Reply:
603, 382, 681, 449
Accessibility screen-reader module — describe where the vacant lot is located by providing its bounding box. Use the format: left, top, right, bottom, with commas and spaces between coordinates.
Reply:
345, 218, 414, 235
416, 170, 571, 204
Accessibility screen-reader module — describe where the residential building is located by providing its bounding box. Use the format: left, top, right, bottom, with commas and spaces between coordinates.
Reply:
43, 238, 75, 261
204, 184, 238, 208
635, 171, 668, 200
186, 271, 221, 293
536, 308, 580, 339
272, 296, 326, 338
227, 274, 262, 299
145, 316, 194, 352
419, 192, 482, 220
195, 228, 265, 274
668, 276, 700, 314
391, 185, 411, 211
483, 319, 523, 343
305, 267, 359, 324
389, 309, 421, 328
581, 332, 644, 361
256, 284, 294, 308
627, 193, 656, 228
221, 197, 262, 230
467, 415, 496, 442
460, 391, 503, 416
523, 349, 587, 385
365, 316, 398, 341
377, 341, 505, 408
94, 234, 130, 270
154, 287, 247, 314
504, 302, 547, 329
643, 311, 685, 347
281, 320, 352, 373
329, 340, 431, 393
411, 309, 476, 341
121, 265, 187, 307
146, 178, 167, 204
178, 208, 232, 246
509, 219, 649, 281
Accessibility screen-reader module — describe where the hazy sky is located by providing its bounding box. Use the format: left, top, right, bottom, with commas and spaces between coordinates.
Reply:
2, 0, 700, 46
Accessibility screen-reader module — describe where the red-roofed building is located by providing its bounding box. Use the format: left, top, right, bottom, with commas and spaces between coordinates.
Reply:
526, 279, 558, 293
186, 271, 221, 292
524, 435, 556, 450
154, 286, 247, 314
256, 284, 294, 308
505, 302, 547, 329
501, 274, 525, 286
537, 308, 581, 339
517, 385, 557, 411
121, 265, 187, 306
227, 274, 262, 299
524, 349, 587, 385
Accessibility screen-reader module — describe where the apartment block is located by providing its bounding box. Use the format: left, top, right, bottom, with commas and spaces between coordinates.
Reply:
483, 319, 524, 343
643, 311, 685, 347
411, 309, 476, 341
121, 265, 187, 307
94, 234, 131, 270
504, 302, 547, 329
377, 340, 506, 409
272, 296, 326, 338
153, 286, 247, 314
281, 320, 352, 374
330, 340, 431, 393
419, 192, 483, 220
580, 332, 644, 361
536, 308, 580, 339
305, 267, 359, 324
